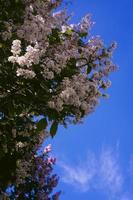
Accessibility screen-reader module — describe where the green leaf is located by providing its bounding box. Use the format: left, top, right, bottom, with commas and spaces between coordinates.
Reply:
79, 32, 88, 38
50, 121, 58, 138
65, 29, 73, 36
87, 66, 92, 74
48, 28, 61, 45
36, 118, 47, 132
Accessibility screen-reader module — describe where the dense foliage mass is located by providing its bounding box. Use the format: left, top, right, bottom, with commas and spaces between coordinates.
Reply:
0, 0, 117, 199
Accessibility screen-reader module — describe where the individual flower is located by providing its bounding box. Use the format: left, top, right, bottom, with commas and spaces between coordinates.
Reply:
44, 144, 52, 154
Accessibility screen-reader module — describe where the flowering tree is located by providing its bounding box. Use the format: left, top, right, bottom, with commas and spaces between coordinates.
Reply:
0, 143, 61, 199
12, 144, 60, 200
0, 0, 117, 198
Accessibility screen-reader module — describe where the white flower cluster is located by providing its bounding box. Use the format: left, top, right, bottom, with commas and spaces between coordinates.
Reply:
8, 40, 40, 78
11, 39, 21, 55
8, 0, 94, 79
7, 0, 116, 121
8, 40, 40, 66
48, 74, 100, 121
16, 68, 36, 79
78, 14, 94, 34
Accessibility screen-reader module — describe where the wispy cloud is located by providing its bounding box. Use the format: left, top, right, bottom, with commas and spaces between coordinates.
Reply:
58, 148, 124, 198
129, 155, 133, 177
99, 149, 123, 194
59, 152, 96, 192
119, 192, 133, 200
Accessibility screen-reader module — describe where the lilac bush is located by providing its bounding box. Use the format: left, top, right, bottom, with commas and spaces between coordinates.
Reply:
0, 144, 61, 200
1, 0, 117, 131
0, 0, 117, 198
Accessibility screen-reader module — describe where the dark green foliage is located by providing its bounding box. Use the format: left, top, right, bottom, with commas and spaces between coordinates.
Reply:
87, 65, 92, 74
50, 121, 58, 138
49, 28, 61, 45
36, 118, 48, 132
0, 0, 24, 22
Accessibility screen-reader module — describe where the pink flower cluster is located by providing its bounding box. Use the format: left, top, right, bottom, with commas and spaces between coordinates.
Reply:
44, 144, 52, 154
34, 144, 60, 199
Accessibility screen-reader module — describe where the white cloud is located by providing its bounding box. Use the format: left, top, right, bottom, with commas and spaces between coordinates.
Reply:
58, 148, 124, 197
59, 152, 96, 192
99, 149, 123, 194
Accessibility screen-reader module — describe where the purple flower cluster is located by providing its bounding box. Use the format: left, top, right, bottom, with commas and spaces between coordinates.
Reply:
6, 144, 61, 200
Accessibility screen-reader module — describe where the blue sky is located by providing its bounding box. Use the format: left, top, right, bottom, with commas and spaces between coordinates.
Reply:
45, 0, 133, 199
